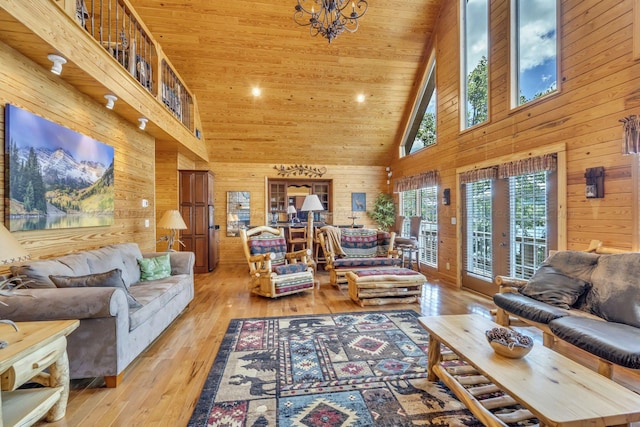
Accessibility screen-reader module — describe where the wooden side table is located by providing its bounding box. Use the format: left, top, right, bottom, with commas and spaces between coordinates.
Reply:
0, 319, 79, 426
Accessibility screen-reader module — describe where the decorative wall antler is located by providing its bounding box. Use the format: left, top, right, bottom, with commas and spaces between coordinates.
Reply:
274, 164, 327, 178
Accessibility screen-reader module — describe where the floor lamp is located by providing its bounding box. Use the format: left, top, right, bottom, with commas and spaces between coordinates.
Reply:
157, 210, 188, 251
300, 194, 324, 263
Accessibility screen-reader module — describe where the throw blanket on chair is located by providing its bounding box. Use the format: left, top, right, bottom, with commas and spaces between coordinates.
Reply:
322, 226, 347, 257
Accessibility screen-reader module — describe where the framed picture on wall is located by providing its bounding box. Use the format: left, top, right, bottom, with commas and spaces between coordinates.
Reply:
351, 192, 366, 212
5, 104, 115, 231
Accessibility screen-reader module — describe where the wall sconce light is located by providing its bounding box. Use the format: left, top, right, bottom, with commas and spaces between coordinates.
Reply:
47, 54, 67, 75
585, 167, 604, 198
138, 117, 148, 130
104, 94, 118, 110
443, 188, 451, 205
386, 166, 393, 185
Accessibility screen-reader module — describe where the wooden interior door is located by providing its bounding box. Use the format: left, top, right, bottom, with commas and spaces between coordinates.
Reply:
180, 170, 214, 273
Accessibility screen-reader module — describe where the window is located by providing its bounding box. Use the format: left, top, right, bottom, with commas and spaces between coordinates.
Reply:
401, 55, 436, 156
461, 157, 558, 297
511, 0, 558, 107
419, 187, 438, 267
465, 180, 493, 279
510, 172, 548, 278
400, 187, 438, 268
461, 0, 489, 129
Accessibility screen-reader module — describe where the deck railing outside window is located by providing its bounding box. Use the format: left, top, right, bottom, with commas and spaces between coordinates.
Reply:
78, 0, 155, 93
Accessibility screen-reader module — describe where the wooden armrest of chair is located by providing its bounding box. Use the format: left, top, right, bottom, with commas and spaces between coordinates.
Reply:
494, 275, 527, 292
285, 248, 311, 262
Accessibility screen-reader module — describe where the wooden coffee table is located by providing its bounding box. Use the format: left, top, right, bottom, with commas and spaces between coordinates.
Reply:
418, 314, 640, 427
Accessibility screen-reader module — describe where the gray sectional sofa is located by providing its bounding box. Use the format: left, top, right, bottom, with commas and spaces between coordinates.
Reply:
493, 249, 640, 378
2, 243, 194, 387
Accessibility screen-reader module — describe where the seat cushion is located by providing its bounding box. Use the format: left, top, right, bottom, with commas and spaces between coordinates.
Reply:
274, 263, 308, 275
334, 257, 402, 269
519, 265, 592, 309
549, 317, 640, 369
493, 292, 570, 325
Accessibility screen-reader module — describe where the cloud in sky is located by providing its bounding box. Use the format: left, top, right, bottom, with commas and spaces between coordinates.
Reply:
464, 0, 556, 72
518, 0, 557, 71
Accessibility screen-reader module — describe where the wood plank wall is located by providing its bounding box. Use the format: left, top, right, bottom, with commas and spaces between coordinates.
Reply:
392, 0, 640, 285
0, 41, 157, 269
209, 162, 387, 264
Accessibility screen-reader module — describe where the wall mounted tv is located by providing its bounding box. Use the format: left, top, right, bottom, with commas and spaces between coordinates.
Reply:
5, 104, 115, 231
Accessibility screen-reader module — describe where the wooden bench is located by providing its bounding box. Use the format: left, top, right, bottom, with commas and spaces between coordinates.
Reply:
346, 268, 425, 306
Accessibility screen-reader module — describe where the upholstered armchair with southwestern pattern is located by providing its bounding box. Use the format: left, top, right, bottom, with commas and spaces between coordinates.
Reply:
240, 226, 315, 298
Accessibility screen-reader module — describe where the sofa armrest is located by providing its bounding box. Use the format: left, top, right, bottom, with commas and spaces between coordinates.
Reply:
494, 275, 528, 293
1, 287, 128, 322
142, 251, 195, 275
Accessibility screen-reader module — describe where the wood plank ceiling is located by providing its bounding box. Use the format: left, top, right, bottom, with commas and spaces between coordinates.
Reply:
131, 0, 443, 166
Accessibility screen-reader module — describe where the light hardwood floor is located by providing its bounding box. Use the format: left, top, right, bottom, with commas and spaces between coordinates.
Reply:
41, 264, 639, 427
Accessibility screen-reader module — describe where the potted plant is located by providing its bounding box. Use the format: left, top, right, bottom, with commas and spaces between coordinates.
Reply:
368, 193, 395, 231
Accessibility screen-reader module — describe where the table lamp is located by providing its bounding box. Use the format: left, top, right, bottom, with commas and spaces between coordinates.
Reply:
157, 210, 187, 251
301, 194, 324, 262
287, 205, 297, 225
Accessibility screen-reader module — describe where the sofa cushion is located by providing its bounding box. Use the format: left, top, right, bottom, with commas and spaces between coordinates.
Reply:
585, 253, 640, 328
138, 254, 172, 282
85, 243, 142, 287
341, 228, 379, 258
12, 256, 89, 289
128, 275, 190, 330
549, 317, 640, 369
493, 292, 569, 325
519, 265, 592, 309
247, 233, 288, 267
544, 250, 600, 283
50, 268, 142, 309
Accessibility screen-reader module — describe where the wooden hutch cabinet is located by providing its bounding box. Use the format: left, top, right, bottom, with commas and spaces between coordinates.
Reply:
179, 170, 218, 273
268, 179, 332, 223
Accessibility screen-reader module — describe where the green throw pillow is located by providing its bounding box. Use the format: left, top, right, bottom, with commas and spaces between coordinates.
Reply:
138, 254, 172, 282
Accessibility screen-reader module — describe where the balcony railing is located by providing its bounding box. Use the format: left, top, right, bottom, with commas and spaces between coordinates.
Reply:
78, 0, 154, 92
75, 0, 195, 130
161, 60, 193, 129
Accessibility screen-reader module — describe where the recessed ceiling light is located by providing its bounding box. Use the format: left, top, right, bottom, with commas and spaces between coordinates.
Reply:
356, 94, 366, 103
252, 87, 262, 97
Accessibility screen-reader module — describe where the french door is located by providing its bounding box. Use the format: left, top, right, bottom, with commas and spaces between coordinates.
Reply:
461, 170, 557, 296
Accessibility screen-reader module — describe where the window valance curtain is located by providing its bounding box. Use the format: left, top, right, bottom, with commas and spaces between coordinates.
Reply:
459, 167, 497, 184
393, 170, 439, 193
498, 153, 557, 178
620, 115, 640, 155
460, 153, 557, 184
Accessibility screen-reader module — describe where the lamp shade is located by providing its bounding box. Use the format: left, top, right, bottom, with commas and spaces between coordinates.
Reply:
0, 224, 30, 265
301, 194, 324, 212
287, 205, 297, 214
157, 210, 187, 230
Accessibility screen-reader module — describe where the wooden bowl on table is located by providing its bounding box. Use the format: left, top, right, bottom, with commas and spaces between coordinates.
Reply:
485, 327, 534, 359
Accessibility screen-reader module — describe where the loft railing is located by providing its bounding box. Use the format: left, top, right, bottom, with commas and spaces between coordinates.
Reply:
75, 0, 195, 130
161, 59, 193, 129
78, 0, 155, 93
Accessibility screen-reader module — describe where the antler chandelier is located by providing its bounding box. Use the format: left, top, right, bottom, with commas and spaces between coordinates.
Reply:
294, 0, 368, 43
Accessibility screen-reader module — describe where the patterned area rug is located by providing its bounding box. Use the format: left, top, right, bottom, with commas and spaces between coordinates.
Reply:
188, 310, 485, 426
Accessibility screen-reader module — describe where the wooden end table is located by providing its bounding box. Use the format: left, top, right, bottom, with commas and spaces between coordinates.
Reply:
0, 319, 79, 426
419, 314, 640, 427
